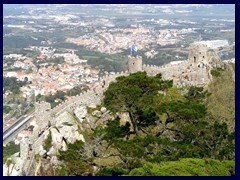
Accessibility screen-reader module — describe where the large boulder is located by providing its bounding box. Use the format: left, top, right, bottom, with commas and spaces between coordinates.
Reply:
98, 113, 114, 124
50, 128, 63, 150
10, 156, 23, 171
38, 146, 47, 157
89, 103, 97, 109
85, 114, 97, 129
47, 146, 57, 156
74, 106, 87, 122
92, 110, 102, 118
3, 156, 23, 176
55, 111, 85, 144
100, 107, 107, 113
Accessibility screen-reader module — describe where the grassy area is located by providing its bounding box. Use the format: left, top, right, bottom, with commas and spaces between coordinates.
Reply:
82, 56, 99, 59
25, 105, 35, 114
3, 142, 20, 164
105, 58, 114, 62
207, 64, 235, 132
128, 158, 235, 176
43, 131, 52, 152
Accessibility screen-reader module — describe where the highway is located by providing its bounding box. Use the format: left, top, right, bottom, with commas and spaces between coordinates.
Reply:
3, 113, 34, 143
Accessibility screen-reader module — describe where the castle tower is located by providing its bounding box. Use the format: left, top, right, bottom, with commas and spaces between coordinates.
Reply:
34, 101, 51, 127
128, 55, 143, 73
188, 43, 208, 64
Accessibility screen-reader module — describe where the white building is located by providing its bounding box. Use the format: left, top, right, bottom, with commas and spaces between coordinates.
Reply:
194, 40, 229, 49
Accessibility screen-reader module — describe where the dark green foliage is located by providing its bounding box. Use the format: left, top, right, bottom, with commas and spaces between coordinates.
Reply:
45, 91, 66, 108
185, 86, 210, 103
48, 57, 64, 65
160, 100, 207, 121
75, 48, 127, 72
95, 166, 128, 176
36, 94, 43, 101
103, 117, 130, 141
88, 58, 125, 72
104, 71, 172, 135
25, 68, 33, 74
56, 72, 234, 176
3, 142, 20, 164
211, 67, 224, 77
58, 140, 93, 176
4, 77, 28, 94
3, 36, 41, 49
137, 108, 158, 127
45, 85, 89, 108
3, 105, 12, 114
43, 131, 52, 152
57, 165, 68, 176
50, 102, 60, 109
65, 85, 89, 96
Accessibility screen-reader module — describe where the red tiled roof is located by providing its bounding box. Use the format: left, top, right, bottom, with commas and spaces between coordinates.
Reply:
17, 72, 26, 76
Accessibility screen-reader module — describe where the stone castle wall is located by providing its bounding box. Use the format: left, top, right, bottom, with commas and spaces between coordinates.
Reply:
34, 71, 129, 129
35, 102, 51, 126
143, 43, 222, 87
34, 43, 222, 128
31, 44, 221, 139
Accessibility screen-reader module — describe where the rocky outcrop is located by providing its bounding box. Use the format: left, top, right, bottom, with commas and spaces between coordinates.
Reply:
55, 111, 85, 144
74, 106, 88, 122
11, 105, 114, 176
89, 103, 97, 109
92, 110, 102, 118
100, 107, 107, 113
3, 153, 23, 176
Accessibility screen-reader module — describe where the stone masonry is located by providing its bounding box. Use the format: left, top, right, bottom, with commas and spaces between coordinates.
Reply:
128, 55, 143, 73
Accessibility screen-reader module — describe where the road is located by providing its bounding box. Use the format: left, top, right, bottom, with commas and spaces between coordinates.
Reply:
3, 113, 34, 143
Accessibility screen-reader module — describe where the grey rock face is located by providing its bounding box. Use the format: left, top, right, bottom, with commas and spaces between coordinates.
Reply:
55, 111, 85, 144
74, 106, 87, 122
3, 156, 23, 176
89, 103, 97, 109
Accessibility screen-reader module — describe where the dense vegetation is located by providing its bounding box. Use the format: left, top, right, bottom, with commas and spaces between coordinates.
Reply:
43, 131, 52, 152
127, 158, 235, 176
75, 48, 127, 72
207, 65, 235, 132
3, 105, 12, 114
56, 71, 235, 176
4, 77, 28, 94
43, 85, 89, 108
3, 142, 20, 164
3, 36, 43, 49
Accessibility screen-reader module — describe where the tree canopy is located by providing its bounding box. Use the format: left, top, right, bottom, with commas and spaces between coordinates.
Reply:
104, 71, 173, 135
55, 71, 234, 176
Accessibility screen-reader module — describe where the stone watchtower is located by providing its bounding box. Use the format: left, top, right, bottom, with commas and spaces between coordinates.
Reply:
188, 43, 208, 64
128, 55, 143, 73
34, 101, 51, 127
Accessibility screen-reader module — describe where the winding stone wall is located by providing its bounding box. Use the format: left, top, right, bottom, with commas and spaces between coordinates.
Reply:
34, 43, 223, 128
